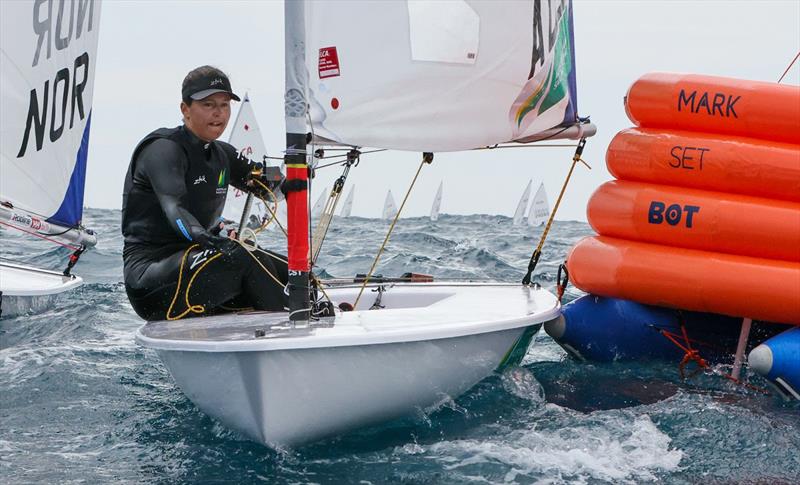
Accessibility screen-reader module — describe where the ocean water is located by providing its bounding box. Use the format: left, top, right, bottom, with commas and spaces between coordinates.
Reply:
1, 208, 798, 484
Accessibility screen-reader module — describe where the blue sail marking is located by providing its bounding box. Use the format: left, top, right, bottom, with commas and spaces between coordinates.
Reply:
47, 112, 92, 228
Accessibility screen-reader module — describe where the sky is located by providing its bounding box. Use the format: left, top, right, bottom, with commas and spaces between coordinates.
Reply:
85, 0, 800, 221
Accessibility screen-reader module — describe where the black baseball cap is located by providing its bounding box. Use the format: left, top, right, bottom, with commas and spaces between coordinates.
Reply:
181, 66, 241, 102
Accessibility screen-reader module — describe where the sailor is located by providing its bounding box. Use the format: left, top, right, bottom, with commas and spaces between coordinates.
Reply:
122, 65, 288, 321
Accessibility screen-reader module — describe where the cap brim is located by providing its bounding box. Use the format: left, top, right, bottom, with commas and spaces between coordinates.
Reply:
189, 89, 241, 102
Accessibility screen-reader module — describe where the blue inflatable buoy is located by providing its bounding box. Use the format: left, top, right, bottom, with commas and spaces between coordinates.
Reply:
749, 327, 800, 400
547, 295, 785, 364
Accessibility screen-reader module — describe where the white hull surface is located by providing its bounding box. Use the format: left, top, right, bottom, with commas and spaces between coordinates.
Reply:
136, 283, 559, 447
0, 261, 83, 318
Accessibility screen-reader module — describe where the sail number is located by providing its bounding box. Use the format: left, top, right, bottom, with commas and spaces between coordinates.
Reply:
17, 0, 96, 158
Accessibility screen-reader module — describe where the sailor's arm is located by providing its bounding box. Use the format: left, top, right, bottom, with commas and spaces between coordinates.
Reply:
137, 140, 220, 245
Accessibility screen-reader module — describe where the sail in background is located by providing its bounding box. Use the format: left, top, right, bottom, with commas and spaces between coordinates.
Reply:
340, 186, 355, 217
430, 181, 443, 221
513, 180, 533, 225
304, 0, 583, 152
382, 190, 398, 220
1, 0, 102, 230
222, 93, 275, 229
310, 188, 327, 219
528, 182, 550, 227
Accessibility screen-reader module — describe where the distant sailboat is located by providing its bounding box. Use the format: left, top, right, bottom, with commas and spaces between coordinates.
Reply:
512, 180, 533, 225
310, 188, 327, 219
382, 190, 398, 220
430, 181, 443, 221
222, 93, 280, 230
527, 182, 550, 227
340, 186, 355, 217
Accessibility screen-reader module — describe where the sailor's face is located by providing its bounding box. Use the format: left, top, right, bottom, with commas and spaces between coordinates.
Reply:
181, 92, 232, 141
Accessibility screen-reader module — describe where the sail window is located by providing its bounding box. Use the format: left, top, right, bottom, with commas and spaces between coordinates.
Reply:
407, 0, 479, 65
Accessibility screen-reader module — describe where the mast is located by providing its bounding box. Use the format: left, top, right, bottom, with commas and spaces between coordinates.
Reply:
284, 0, 310, 322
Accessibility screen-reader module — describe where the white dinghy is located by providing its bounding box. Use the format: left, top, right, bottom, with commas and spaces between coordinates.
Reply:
382, 190, 398, 221
0, 1, 102, 317
137, 283, 559, 446
137, 0, 595, 447
430, 181, 443, 222
339, 186, 355, 217
512, 180, 533, 225
528, 182, 551, 227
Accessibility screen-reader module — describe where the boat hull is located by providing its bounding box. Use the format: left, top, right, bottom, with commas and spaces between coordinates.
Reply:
156, 324, 540, 447
136, 283, 559, 447
0, 261, 83, 318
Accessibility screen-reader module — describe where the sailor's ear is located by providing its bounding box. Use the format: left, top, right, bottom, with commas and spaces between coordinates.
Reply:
180, 101, 190, 119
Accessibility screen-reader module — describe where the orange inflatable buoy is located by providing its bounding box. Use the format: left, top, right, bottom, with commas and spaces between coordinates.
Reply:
606, 128, 800, 202
587, 180, 800, 262
625, 73, 800, 144
567, 236, 800, 324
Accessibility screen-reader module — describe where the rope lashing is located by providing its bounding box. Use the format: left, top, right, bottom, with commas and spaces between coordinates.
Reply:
653, 318, 770, 394
522, 138, 591, 286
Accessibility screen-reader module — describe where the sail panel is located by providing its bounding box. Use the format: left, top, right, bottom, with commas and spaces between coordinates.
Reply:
513, 180, 533, 225
383, 190, 398, 220
305, 0, 581, 152
430, 181, 443, 221
0, 0, 102, 227
222, 94, 275, 227
528, 182, 550, 227
340, 186, 354, 217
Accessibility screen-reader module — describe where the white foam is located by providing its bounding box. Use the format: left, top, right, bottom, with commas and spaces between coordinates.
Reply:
402, 413, 682, 484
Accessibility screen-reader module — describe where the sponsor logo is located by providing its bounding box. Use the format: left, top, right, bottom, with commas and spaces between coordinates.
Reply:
210, 78, 224, 86
9, 212, 45, 231
190, 249, 215, 271
216, 169, 227, 195
319, 46, 341, 79
11, 213, 32, 226
193, 175, 207, 185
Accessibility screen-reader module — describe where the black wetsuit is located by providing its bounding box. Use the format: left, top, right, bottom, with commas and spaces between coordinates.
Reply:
122, 125, 287, 321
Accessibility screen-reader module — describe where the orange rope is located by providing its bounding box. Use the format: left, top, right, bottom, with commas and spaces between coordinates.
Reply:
655, 323, 770, 394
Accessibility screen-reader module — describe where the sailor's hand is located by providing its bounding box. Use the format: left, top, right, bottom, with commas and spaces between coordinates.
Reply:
197, 232, 235, 252
247, 163, 284, 202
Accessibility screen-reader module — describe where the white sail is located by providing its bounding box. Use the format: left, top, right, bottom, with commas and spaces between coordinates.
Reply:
305, 0, 585, 152
1, 0, 102, 237
512, 180, 533, 225
310, 188, 327, 219
222, 93, 280, 229
430, 181, 443, 222
340, 186, 354, 217
528, 182, 550, 227
382, 190, 398, 220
